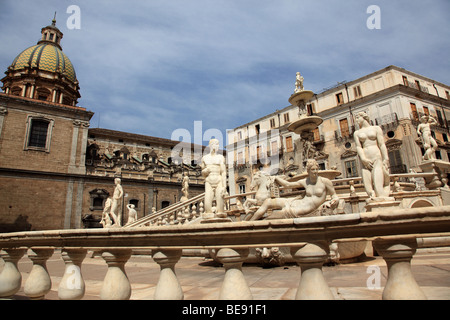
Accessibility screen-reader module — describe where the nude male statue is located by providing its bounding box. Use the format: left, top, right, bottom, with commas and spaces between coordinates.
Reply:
417, 115, 438, 161
110, 178, 123, 226
201, 139, 227, 218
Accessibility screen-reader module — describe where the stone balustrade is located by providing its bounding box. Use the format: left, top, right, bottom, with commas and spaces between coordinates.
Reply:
1, 205, 450, 300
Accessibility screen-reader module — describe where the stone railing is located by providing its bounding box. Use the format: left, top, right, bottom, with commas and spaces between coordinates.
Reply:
125, 193, 205, 228
1, 205, 450, 300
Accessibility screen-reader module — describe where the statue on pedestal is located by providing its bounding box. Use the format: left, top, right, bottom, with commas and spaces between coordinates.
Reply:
201, 139, 227, 219
417, 115, 438, 161
110, 178, 124, 226
295, 72, 304, 93
353, 111, 391, 200
181, 172, 190, 202
125, 204, 137, 225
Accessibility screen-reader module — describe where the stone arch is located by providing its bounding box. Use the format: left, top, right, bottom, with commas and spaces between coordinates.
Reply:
409, 198, 434, 209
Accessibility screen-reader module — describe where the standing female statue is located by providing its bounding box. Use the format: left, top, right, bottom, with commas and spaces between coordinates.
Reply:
353, 111, 391, 200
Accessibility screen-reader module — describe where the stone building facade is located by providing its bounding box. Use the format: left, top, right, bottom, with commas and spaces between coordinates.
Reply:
226, 66, 450, 198
0, 20, 204, 232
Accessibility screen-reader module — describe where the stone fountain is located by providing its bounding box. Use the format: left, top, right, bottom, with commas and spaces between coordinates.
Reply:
287, 72, 341, 181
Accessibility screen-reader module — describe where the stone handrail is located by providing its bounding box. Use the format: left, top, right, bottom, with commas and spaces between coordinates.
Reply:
1, 205, 450, 300
125, 193, 205, 228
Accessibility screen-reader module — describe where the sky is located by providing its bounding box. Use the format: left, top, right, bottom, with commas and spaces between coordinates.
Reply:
1, 0, 449, 146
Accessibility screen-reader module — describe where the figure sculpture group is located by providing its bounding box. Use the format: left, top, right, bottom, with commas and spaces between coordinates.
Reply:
99, 73, 445, 226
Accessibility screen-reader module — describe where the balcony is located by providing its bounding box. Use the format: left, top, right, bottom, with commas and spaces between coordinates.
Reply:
1, 206, 450, 301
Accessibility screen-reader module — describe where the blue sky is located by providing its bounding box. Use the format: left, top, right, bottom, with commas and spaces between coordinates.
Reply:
1, 0, 449, 144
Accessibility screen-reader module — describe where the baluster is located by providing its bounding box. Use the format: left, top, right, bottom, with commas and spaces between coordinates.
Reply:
0, 248, 26, 298
373, 238, 427, 300
58, 248, 87, 300
184, 206, 190, 222
100, 249, 132, 300
291, 242, 334, 300
199, 201, 204, 218
153, 249, 183, 300
24, 248, 54, 300
191, 203, 198, 219
216, 248, 252, 300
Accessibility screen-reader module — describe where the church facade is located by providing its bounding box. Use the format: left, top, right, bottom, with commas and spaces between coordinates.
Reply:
0, 20, 204, 232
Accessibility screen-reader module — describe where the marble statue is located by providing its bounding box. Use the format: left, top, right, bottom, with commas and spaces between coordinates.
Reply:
243, 171, 272, 214
353, 111, 391, 200
201, 139, 227, 218
126, 204, 137, 225
295, 72, 304, 93
417, 115, 438, 161
181, 172, 190, 202
110, 178, 124, 226
247, 159, 339, 220
100, 198, 113, 228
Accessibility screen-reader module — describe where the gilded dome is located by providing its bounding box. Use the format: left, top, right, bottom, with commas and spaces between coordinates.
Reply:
10, 43, 77, 83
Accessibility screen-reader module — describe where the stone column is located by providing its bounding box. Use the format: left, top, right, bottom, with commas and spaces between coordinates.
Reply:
100, 249, 132, 300
58, 248, 87, 300
0, 248, 26, 298
24, 248, 54, 300
215, 248, 252, 300
152, 249, 184, 300
374, 238, 427, 300
291, 242, 334, 300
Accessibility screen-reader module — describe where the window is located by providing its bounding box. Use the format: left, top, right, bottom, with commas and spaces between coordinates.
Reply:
353, 86, 362, 98
410, 103, 418, 121
312, 128, 321, 141
286, 136, 293, 152
25, 117, 54, 152
161, 201, 170, 209
237, 131, 243, 140
284, 113, 290, 123
415, 80, 421, 91
28, 120, 49, 148
270, 118, 276, 128
402, 76, 408, 86
255, 124, 260, 135
336, 93, 344, 105
307, 103, 315, 115
339, 118, 350, 137
436, 110, 444, 126
129, 199, 139, 209
423, 106, 429, 116
446, 91, 450, 100
239, 184, 246, 194
271, 140, 279, 155
345, 160, 358, 178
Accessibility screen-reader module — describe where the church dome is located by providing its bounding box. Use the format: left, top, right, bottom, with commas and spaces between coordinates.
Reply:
1, 18, 81, 107
10, 43, 77, 83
